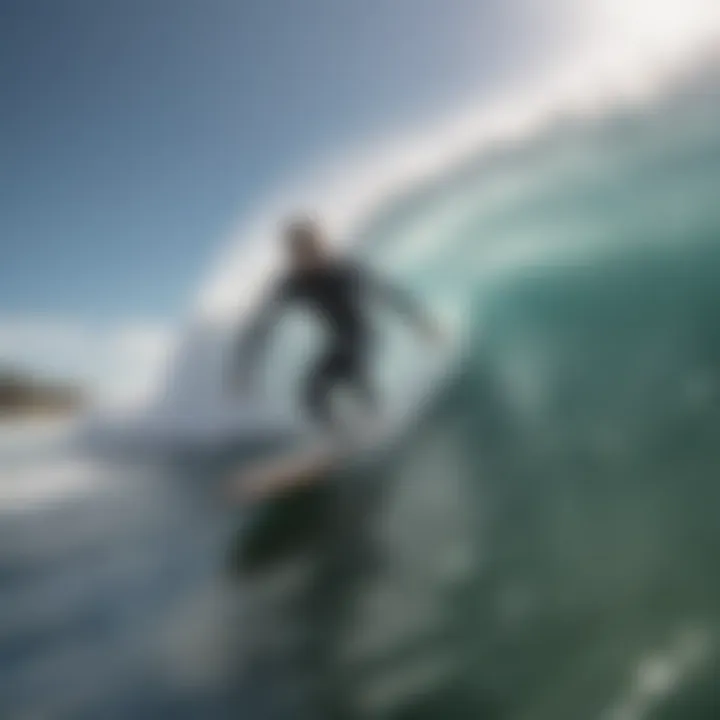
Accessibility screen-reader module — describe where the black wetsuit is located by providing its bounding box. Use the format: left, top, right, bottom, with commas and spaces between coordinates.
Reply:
238, 260, 425, 429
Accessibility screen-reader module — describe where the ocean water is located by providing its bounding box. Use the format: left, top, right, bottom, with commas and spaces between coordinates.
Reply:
2, 76, 720, 719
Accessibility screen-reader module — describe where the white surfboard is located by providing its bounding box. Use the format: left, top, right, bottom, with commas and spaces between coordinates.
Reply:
231, 443, 339, 502
228, 416, 392, 504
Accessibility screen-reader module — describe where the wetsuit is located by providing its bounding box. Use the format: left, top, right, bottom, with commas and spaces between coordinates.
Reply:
237, 260, 426, 430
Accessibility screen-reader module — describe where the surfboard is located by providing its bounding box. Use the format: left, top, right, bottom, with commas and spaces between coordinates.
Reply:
225, 458, 335, 577
225, 330, 455, 579
227, 417, 384, 505
224, 438, 350, 577
230, 442, 340, 503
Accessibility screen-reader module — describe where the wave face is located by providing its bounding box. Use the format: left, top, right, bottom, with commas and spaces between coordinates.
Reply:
251, 77, 720, 717
137, 66, 720, 448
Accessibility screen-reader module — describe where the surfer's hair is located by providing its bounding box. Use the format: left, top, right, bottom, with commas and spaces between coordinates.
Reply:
282, 214, 324, 250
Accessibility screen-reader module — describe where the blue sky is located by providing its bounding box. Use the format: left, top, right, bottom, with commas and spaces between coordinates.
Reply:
0, 0, 546, 324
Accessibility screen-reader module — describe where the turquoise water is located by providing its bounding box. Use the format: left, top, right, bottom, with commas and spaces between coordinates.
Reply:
237, 78, 720, 717
3, 78, 720, 718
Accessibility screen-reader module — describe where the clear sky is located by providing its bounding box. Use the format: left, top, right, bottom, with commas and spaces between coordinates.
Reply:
0, 0, 546, 324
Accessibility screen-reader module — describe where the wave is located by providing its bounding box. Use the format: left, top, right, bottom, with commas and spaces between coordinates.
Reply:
197, 1, 720, 323
89, 0, 720, 443
119, 55, 720, 445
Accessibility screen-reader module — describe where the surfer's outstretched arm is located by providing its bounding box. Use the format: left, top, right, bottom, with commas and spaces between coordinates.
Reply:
364, 267, 440, 341
230, 282, 288, 390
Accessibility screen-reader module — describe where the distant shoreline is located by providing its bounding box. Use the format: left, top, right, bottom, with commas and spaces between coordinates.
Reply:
0, 406, 83, 420
0, 369, 85, 419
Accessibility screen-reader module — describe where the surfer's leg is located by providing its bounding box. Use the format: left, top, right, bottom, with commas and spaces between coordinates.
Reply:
304, 366, 333, 429
304, 344, 376, 442
347, 346, 377, 417
303, 349, 343, 431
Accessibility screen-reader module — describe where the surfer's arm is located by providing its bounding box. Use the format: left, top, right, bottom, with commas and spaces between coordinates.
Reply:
364, 267, 439, 340
231, 282, 289, 387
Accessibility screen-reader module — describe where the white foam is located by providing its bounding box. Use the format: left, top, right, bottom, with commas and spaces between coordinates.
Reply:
0, 458, 100, 512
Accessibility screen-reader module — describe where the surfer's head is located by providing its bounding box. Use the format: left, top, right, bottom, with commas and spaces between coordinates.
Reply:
282, 215, 330, 270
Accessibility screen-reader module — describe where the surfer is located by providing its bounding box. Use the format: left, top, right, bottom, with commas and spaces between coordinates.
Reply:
232, 215, 441, 436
